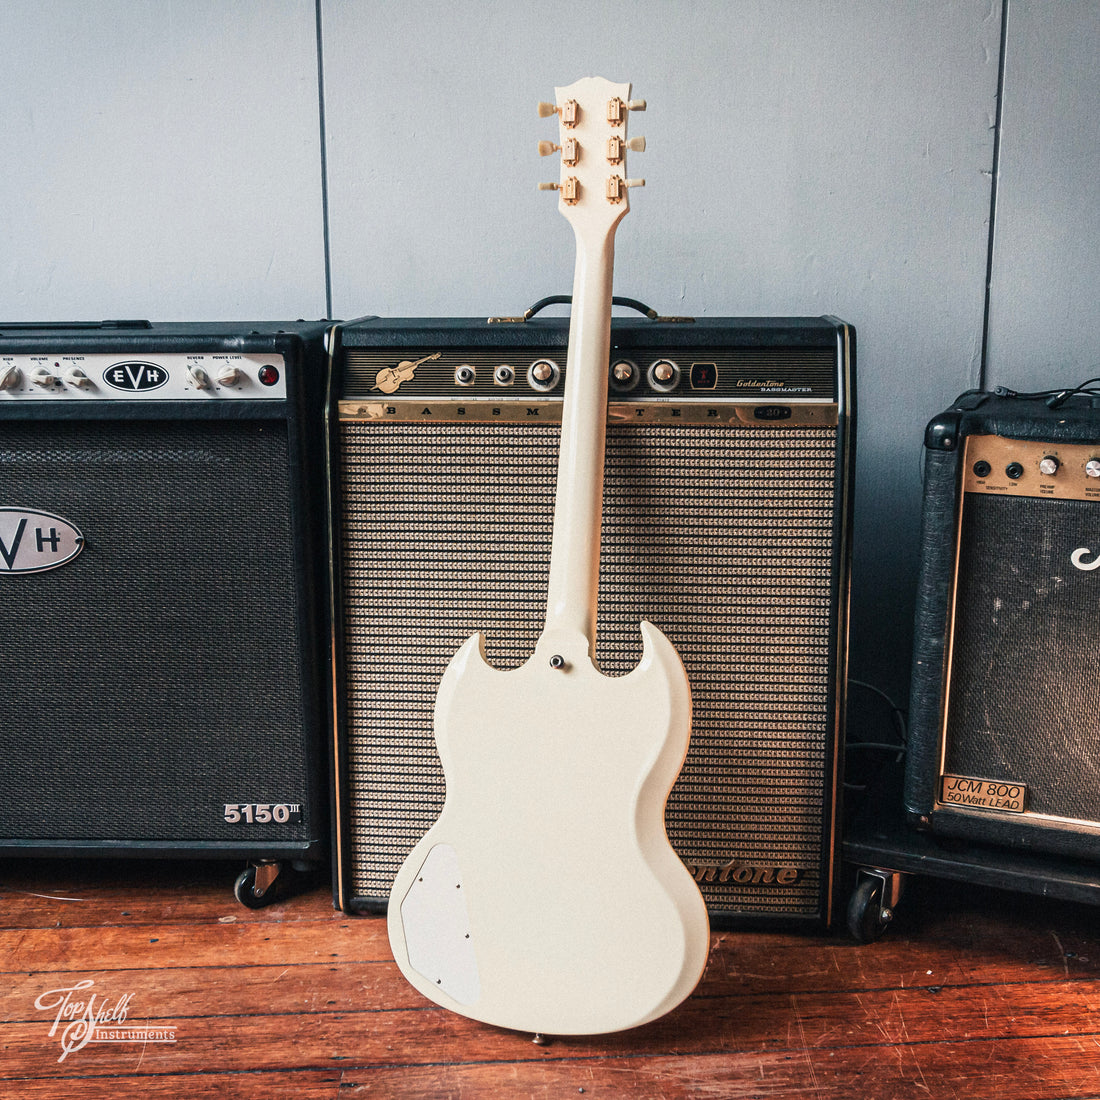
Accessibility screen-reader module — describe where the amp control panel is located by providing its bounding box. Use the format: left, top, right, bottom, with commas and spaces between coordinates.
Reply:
963, 435, 1100, 502
0, 352, 287, 400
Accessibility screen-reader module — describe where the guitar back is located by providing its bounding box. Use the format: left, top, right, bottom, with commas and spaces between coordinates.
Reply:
388, 625, 708, 1034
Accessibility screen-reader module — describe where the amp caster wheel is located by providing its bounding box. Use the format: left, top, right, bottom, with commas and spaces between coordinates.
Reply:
847, 868, 907, 943
234, 861, 284, 909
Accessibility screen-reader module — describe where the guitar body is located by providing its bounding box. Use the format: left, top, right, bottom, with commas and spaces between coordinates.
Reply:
387, 625, 709, 1035
387, 76, 710, 1034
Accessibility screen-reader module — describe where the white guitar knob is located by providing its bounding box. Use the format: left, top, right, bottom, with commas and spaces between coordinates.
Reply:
216, 365, 242, 387
0, 364, 23, 390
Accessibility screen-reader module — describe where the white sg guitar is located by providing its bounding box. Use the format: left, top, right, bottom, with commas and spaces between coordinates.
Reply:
386, 76, 710, 1036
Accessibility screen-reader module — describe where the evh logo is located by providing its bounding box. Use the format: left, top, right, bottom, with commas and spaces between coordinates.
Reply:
1072, 547, 1100, 572
103, 361, 168, 392
0, 510, 84, 573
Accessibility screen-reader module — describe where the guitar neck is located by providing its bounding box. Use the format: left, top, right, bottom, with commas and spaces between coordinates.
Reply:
544, 231, 616, 645
539, 76, 643, 650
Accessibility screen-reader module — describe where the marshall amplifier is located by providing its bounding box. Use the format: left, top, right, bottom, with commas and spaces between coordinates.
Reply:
327, 309, 855, 928
907, 388, 1100, 862
0, 320, 331, 900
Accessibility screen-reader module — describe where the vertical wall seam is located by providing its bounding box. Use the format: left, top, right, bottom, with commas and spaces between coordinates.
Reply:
315, 0, 334, 319
979, 0, 1011, 387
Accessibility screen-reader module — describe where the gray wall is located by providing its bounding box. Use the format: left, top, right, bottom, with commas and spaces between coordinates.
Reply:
1, 1, 1094, 707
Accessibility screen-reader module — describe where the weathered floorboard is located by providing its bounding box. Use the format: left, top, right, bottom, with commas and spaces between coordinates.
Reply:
3, 858, 1100, 1098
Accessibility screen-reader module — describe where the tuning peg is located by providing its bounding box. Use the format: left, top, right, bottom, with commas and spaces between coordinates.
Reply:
538, 99, 579, 125
540, 177, 579, 203
539, 138, 579, 166
606, 176, 644, 203
607, 133, 648, 165
607, 96, 648, 126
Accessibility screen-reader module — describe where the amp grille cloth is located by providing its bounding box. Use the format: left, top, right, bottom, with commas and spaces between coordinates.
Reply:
339, 419, 840, 916
946, 492, 1100, 822
0, 419, 312, 842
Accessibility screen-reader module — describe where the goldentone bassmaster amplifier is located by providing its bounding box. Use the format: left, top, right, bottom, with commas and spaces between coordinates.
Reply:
327, 306, 854, 928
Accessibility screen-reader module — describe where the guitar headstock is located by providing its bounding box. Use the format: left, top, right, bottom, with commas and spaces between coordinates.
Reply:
538, 77, 646, 238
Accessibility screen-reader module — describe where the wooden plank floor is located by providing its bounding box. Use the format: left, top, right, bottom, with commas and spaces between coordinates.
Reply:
3, 856, 1100, 1099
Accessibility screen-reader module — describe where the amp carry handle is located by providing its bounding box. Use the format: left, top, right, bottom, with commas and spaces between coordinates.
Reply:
488, 295, 693, 324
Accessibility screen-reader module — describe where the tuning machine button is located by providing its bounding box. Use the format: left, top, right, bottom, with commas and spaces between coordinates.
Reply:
538, 98, 578, 125
606, 97, 646, 125
606, 176, 645, 204
606, 135, 646, 164
538, 177, 580, 204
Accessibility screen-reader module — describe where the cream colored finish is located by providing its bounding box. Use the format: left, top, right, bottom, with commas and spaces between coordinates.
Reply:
544, 77, 636, 645
389, 624, 709, 1034
387, 76, 710, 1035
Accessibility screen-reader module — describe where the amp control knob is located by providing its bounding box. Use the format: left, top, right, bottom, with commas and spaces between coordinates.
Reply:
527, 358, 561, 391
30, 366, 58, 388
647, 358, 681, 392
1086, 459, 1100, 479
610, 359, 640, 391
1039, 456, 1060, 476
187, 365, 211, 390
216, 365, 242, 387
0, 364, 23, 390
63, 367, 92, 389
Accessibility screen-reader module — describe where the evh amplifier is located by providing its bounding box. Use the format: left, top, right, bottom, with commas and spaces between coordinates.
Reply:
907, 389, 1100, 861
327, 312, 855, 928
0, 320, 330, 883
